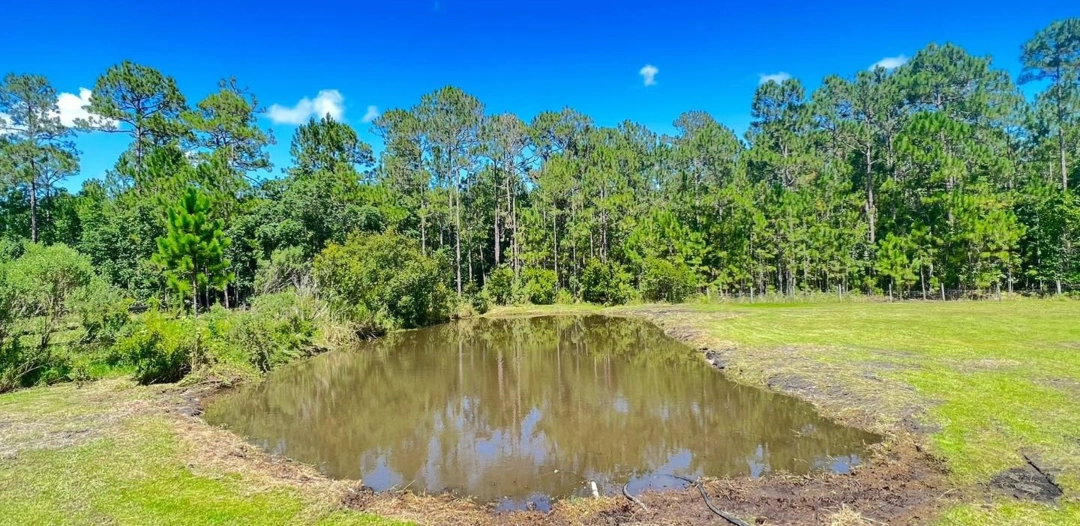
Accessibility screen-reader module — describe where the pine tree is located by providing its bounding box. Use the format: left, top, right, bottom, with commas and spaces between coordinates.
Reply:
154, 187, 232, 316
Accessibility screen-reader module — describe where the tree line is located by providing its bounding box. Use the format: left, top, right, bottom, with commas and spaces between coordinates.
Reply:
2, 19, 1079, 314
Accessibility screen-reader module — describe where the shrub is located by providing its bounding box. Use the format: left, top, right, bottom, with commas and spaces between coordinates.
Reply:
555, 288, 575, 305
115, 310, 196, 384
640, 257, 698, 303
7, 243, 94, 319
233, 291, 320, 373
73, 278, 131, 346
314, 232, 451, 333
521, 268, 557, 305
463, 283, 489, 316
254, 245, 311, 295
483, 265, 516, 306
0, 244, 94, 391
580, 258, 633, 305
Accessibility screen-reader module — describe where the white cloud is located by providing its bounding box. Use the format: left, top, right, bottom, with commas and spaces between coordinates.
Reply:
639, 64, 659, 87
758, 72, 792, 85
55, 88, 116, 128
0, 112, 14, 135
1, 89, 115, 132
361, 105, 380, 123
869, 55, 908, 70
266, 89, 345, 125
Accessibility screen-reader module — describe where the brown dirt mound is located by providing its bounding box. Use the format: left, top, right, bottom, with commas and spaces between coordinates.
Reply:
341, 441, 952, 525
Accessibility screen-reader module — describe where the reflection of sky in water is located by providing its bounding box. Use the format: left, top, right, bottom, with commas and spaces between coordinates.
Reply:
206, 316, 879, 509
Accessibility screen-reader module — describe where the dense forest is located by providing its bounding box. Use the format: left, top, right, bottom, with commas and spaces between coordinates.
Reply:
0, 20, 1078, 389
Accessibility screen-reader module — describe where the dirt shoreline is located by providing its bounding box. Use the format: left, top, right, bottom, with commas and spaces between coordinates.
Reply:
174, 307, 955, 525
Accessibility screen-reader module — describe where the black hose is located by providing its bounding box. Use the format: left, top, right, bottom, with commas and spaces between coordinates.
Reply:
622, 481, 649, 512
660, 474, 749, 526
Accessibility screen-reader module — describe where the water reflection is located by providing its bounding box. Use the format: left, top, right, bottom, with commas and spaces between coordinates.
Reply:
205, 316, 878, 508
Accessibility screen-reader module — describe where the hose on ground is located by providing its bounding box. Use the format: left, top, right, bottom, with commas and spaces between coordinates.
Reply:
621, 482, 648, 512
660, 474, 749, 526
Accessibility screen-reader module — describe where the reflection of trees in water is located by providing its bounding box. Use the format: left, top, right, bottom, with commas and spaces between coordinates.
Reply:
205, 316, 878, 502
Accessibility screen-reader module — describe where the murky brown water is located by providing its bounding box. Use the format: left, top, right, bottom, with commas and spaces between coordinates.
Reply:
205, 315, 878, 510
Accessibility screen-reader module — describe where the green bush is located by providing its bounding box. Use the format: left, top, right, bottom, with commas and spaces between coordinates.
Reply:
0, 244, 95, 392
580, 258, 633, 305
73, 278, 131, 346
463, 283, 489, 315
314, 232, 451, 333
7, 243, 94, 319
233, 291, 320, 372
640, 257, 698, 303
254, 245, 311, 294
483, 265, 516, 306
555, 288, 575, 305
115, 310, 196, 384
521, 268, 557, 305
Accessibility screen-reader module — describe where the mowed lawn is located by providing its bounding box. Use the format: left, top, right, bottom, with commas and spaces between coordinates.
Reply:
638, 299, 1080, 524
0, 381, 410, 526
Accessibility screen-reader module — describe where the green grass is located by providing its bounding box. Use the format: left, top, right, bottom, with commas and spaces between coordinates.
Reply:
0, 382, 409, 526
615, 299, 1080, 524
4, 300, 1077, 524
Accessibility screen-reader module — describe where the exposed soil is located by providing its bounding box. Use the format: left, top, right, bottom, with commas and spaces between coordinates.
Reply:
339, 440, 951, 525
989, 467, 1063, 502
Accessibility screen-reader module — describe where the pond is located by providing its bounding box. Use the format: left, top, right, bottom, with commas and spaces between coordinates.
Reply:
204, 315, 879, 511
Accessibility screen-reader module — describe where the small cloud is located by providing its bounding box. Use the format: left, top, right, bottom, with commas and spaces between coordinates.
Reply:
266, 89, 345, 125
758, 72, 792, 85
0, 112, 14, 135
0, 89, 114, 133
56, 88, 116, 128
361, 105, 380, 123
869, 55, 908, 70
639, 64, 659, 87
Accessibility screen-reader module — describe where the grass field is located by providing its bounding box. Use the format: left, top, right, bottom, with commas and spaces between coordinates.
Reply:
0, 381, 408, 526
1, 299, 1077, 525
612, 300, 1080, 525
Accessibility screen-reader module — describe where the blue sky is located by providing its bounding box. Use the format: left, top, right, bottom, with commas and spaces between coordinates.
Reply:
1, 0, 1073, 189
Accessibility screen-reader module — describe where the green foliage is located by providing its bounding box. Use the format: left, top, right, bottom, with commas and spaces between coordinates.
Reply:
580, 258, 633, 305
7, 244, 94, 318
313, 232, 451, 333
73, 278, 131, 346
4, 20, 1080, 394
84, 61, 188, 172
115, 309, 195, 384
875, 233, 918, 295
640, 257, 697, 303
483, 265, 516, 306
555, 288, 575, 305
154, 187, 232, 314
254, 246, 310, 295
521, 268, 557, 305
231, 291, 321, 373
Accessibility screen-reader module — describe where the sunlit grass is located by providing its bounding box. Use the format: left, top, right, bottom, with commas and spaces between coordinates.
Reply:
0, 382, 410, 526
614, 299, 1080, 525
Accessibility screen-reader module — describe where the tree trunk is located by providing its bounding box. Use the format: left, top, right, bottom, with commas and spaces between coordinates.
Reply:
494, 164, 501, 266
553, 211, 559, 292
455, 171, 462, 297
1059, 74, 1069, 191
192, 275, 199, 317
28, 175, 38, 243
420, 193, 427, 254
865, 148, 876, 244
1060, 128, 1068, 191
